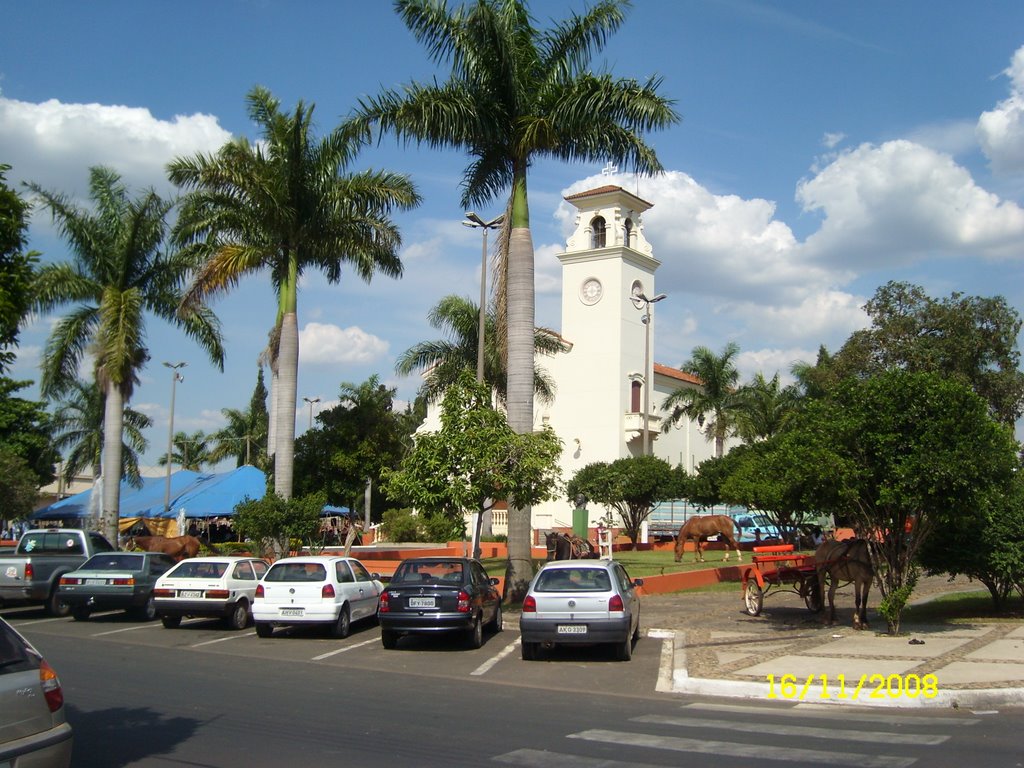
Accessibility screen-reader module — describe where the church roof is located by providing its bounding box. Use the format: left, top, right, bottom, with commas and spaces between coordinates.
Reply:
654, 363, 702, 386
564, 185, 654, 210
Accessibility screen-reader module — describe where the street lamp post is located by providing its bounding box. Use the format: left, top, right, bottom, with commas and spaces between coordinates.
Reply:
631, 292, 667, 455
462, 212, 504, 383
303, 397, 320, 430
163, 362, 187, 513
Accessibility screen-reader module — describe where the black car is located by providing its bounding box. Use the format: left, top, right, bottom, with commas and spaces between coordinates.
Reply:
57, 552, 177, 621
377, 557, 502, 649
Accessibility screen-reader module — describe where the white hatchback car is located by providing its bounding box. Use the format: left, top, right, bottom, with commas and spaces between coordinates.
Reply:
153, 557, 269, 630
253, 556, 383, 638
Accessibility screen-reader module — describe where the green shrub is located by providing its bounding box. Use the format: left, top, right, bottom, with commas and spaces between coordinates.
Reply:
379, 508, 422, 543
422, 510, 465, 543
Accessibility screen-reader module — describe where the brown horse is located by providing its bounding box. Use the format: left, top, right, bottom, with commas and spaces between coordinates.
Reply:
125, 535, 202, 561
545, 531, 596, 560
816, 538, 873, 630
673, 515, 742, 563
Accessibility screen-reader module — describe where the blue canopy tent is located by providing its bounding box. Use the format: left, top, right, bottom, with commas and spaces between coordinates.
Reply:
30, 471, 201, 521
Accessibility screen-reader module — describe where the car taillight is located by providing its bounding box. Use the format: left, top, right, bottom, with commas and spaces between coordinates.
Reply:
152, 588, 175, 598
110, 577, 133, 586
25, 563, 34, 579
255, 584, 264, 599
378, 591, 390, 612
59, 576, 81, 586
322, 584, 335, 599
522, 595, 536, 613
205, 590, 229, 599
608, 594, 624, 612
456, 590, 471, 613
39, 660, 64, 713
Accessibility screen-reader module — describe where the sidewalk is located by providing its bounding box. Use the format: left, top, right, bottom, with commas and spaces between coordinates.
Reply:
641, 580, 1024, 709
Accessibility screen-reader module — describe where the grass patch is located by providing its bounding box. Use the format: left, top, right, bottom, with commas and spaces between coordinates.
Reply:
902, 590, 1024, 623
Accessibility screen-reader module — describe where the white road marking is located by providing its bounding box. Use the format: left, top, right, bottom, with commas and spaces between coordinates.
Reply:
568, 729, 916, 768
471, 638, 521, 676
687, 701, 980, 726
494, 748, 675, 767
91, 624, 158, 637
311, 637, 378, 660
190, 632, 256, 647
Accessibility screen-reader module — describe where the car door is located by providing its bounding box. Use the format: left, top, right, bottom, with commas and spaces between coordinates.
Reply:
231, 561, 257, 600
337, 560, 379, 620
470, 561, 497, 622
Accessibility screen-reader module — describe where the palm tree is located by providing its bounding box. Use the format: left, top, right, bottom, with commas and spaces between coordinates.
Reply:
733, 372, 801, 444
28, 166, 225, 544
169, 86, 420, 502
352, 0, 678, 598
396, 294, 567, 405
50, 378, 151, 490
157, 430, 211, 471
662, 343, 743, 458
210, 407, 269, 470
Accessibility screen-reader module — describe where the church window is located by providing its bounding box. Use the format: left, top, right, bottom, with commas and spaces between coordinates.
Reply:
591, 216, 606, 248
630, 380, 641, 412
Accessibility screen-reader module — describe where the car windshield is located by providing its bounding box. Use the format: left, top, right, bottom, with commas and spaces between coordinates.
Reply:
391, 561, 463, 585
264, 562, 326, 582
80, 554, 145, 571
168, 561, 228, 579
535, 568, 611, 593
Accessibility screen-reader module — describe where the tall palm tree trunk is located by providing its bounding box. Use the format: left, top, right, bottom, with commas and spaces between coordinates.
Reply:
504, 175, 536, 602
275, 311, 299, 499
100, 382, 125, 545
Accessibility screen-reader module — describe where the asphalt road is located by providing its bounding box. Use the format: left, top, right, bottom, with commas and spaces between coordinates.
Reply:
4, 605, 1020, 768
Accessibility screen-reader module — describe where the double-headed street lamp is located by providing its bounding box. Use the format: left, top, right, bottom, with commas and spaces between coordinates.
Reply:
303, 396, 321, 430
630, 292, 667, 455
163, 361, 187, 513
462, 212, 504, 383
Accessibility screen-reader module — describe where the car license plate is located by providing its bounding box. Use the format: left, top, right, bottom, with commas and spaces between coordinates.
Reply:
280, 608, 304, 617
180, 590, 203, 599
557, 625, 587, 634
86, 579, 107, 585
408, 597, 435, 608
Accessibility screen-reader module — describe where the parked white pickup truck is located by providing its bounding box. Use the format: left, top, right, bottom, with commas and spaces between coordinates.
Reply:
0, 528, 116, 615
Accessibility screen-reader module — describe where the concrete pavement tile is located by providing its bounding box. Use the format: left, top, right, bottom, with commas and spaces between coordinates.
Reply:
1006, 626, 1024, 639
734, 654, 917, 679
804, 634, 972, 658
903, 625, 996, 638
931, 660, 1024, 685
709, 631, 760, 640
715, 651, 757, 665
965, 638, 1024, 661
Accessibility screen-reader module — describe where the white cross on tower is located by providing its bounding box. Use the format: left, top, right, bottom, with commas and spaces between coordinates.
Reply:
601, 162, 618, 176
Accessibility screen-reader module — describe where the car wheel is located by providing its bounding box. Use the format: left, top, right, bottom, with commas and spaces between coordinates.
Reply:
71, 606, 90, 622
521, 640, 537, 661
616, 634, 633, 662
466, 614, 483, 649
380, 629, 398, 649
330, 605, 351, 639
225, 600, 249, 631
255, 622, 273, 638
161, 615, 182, 629
46, 588, 70, 618
489, 602, 503, 633
632, 611, 641, 642
132, 596, 157, 621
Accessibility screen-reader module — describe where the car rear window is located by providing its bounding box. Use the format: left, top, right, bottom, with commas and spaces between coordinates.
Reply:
17, 532, 84, 555
0, 620, 41, 675
168, 562, 229, 579
391, 561, 463, 585
81, 554, 146, 571
264, 562, 326, 582
535, 568, 612, 592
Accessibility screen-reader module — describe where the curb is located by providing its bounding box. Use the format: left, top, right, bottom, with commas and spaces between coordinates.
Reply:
649, 628, 1024, 710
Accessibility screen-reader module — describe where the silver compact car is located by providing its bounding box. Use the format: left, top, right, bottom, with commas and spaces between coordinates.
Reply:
0, 616, 73, 767
519, 559, 642, 661
153, 557, 269, 630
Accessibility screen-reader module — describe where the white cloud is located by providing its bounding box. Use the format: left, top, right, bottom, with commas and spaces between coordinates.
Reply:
727, 290, 869, 346
822, 132, 846, 149
977, 46, 1024, 175
0, 96, 231, 194
298, 322, 389, 365
797, 140, 1024, 266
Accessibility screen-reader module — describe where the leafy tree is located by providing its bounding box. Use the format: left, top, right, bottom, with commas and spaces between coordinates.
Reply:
0, 164, 37, 373
0, 447, 39, 520
157, 430, 211, 471
831, 281, 1024, 425
662, 342, 743, 457
0, 377, 58, 489
566, 455, 677, 547
395, 294, 567, 405
353, 0, 677, 600
50, 378, 151, 488
28, 166, 225, 544
788, 371, 1018, 633
234, 491, 325, 558
169, 86, 420, 504
383, 371, 562, 564
733, 372, 800, 444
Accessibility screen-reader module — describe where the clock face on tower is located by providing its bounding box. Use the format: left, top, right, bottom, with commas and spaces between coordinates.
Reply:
580, 277, 603, 305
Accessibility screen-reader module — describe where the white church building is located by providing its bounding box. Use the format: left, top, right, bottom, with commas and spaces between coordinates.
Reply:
424, 185, 722, 538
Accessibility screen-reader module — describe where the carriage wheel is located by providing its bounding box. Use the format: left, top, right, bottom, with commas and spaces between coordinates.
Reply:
744, 581, 764, 616
804, 580, 823, 613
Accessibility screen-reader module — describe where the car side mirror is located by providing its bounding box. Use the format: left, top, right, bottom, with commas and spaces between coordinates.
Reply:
371, 573, 381, 580
489, 577, 499, 586
633, 578, 644, 587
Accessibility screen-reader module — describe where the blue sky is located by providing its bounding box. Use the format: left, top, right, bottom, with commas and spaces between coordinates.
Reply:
4, 0, 1024, 471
